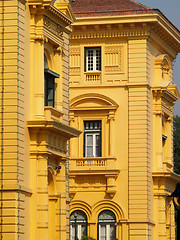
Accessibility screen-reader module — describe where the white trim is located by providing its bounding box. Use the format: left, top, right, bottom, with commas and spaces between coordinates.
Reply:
85, 132, 100, 157
86, 48, 101, 72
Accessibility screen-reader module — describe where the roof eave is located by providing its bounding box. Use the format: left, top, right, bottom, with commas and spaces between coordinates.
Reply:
72, 13, 158, 25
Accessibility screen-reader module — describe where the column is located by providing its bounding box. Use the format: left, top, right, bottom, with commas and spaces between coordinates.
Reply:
69, 113, 79, 158
37, 155, 48, 240
29, 11, 36, 119
156, 114, 163, 170
158, 196, 166, 240
35, 38, 45, 118
56, 159, 68, 240
153, 90, 163, 171
153, 111, 163, 170
165, 117, 173, 167
54, 46, 63, 111
108, 111, 115, 156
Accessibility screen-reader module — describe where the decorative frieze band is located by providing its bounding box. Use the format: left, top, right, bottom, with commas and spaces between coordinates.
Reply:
44, 15, 64, 38
71, 30, 149, 40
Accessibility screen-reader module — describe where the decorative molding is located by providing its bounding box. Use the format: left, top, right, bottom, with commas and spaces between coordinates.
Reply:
71, 29, 150, 40
106, 189, 116, 198
69, 191, 76, 199
154, 26, 180, 53
152, 84, 179, 116
85, 72, 101, 83
54, 2, 76, 23
70, 67, 81, 74
69, 157, 119, 176
105, 46, 123, 72
44, 15, 64, 38
70, 48, 80, 54
70, 47, 81, 73
28, 0, 51, 6
27, 119, 81, 141
153, 171, 180, 196
70, 93, 119, 111
29, 3, 73, 45
69, 112, 75, 123
0, 185, 33, 196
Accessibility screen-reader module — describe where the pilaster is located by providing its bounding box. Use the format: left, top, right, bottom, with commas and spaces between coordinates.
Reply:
108, 111, 115, 157
128, 83, 152, 239
37, 155, 48, 239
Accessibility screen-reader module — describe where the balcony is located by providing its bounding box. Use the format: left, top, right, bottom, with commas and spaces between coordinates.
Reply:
85, 72, 101, 84
44, 106, 63, 121
69, 157, 120, 198
69, 157, 119, 175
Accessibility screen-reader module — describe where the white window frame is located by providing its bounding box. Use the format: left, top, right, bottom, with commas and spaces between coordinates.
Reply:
85, 47, 101, 72
98, 210, 116, 240
70, 211, 87, 240
84, 121, 101, 158
99, 224, 116, 240
70, 224, 86, 240
85, 132, 100, 158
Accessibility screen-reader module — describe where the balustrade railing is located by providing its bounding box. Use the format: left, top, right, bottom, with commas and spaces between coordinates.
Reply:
85, 72, 101, 83
70, 157, 117, 170
76, 159, 106, 166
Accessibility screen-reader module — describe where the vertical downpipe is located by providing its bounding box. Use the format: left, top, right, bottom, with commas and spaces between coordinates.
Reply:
1, 0, 5, 239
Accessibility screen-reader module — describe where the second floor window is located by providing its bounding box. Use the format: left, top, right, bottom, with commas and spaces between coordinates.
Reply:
84, 121, 101, 157
44, 55, 60, 108
44, 68, 59, 107
85, 47, 101, 72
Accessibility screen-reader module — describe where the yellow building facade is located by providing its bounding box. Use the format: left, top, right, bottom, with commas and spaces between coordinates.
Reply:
69, 0, 180, 239
0, 0, 80, 239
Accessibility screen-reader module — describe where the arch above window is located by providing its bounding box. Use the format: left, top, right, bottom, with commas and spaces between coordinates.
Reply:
70, 93, 119, 112
70, 210, 87, 223
70, 210, 87, 240
98, 210, 116, 223
98, 210, 117, 240
155, 54, 172, 84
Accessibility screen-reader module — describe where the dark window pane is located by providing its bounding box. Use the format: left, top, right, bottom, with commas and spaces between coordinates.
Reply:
87, 146, 93, 157
44, 74, 54, 107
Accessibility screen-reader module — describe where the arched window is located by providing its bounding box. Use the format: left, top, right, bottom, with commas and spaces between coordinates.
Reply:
70, 210, 87, 240
98, 210, 116, 240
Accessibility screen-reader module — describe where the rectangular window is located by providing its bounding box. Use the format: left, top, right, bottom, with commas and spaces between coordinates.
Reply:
99, 224, 115, 240
85, 47, 101, 72
44, 68, 59, 107
84, 121, 101, 157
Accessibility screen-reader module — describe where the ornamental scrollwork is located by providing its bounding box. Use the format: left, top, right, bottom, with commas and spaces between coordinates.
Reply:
43, 15, 63, 38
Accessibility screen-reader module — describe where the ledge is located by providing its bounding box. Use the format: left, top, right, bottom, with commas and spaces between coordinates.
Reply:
152, 171, 180, 182
44, 106, 63, 121
27, 119, 81, 139
0, 185, 33, 195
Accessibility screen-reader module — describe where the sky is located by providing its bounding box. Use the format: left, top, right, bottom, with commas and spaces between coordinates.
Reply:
136, 0, 180, 116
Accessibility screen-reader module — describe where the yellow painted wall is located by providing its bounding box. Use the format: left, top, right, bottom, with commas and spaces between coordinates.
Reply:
69, 13, 180, 240
0, 0, 80, 239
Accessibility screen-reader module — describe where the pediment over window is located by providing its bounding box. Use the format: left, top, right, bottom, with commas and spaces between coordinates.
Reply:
154, 54, 173, 85
70, 93, 119, 111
